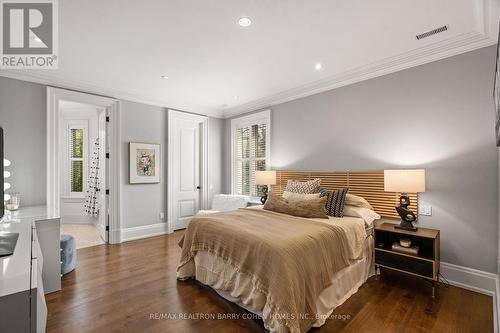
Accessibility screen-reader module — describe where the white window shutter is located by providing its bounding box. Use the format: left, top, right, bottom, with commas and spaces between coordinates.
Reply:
231, 110, 271, 197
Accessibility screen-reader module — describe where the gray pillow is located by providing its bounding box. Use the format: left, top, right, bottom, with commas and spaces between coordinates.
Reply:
285, 178, 321, 194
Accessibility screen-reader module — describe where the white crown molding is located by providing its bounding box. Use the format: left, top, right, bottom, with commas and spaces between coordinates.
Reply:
222, 0, 499, 118
222, 34, 496, 118
0, 70, 226, 119
0, 0, 497, 120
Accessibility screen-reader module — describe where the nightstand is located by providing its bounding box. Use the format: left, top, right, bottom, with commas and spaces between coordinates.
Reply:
374, 222, 440, 297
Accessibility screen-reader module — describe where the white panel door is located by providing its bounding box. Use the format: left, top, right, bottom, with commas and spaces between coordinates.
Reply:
172, 117, 201, 230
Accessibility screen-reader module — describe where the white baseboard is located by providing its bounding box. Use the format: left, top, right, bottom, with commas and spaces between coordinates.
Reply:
121, 223, 168, 242
440, 262, 499, 333
440, 262, 498, 296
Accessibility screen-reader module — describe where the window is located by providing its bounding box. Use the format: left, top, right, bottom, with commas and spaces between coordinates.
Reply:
70, 128, 84, 193
231, 110, 271, 197
67, 123, 88, 197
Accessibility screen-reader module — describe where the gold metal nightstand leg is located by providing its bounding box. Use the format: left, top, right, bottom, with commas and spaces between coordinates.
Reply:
432, 281, 436, 298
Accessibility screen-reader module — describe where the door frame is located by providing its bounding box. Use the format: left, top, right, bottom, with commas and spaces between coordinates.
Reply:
47, 87, 122, 244
167, 110, 209, 233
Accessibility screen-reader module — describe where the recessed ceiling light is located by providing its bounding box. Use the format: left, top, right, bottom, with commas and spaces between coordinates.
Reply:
315, 63, 323, 71
238, 17, 252, 27
160, 75, 169, 79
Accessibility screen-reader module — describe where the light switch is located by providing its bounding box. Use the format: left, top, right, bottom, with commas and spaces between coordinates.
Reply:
418, 204, 432, 216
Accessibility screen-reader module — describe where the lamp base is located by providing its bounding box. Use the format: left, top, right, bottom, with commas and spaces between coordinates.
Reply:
394, 192, 418, 232
395, 220, 418, 232
260, 185, 269, 205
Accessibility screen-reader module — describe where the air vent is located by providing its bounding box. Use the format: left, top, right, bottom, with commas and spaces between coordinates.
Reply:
416, 25, 449, 40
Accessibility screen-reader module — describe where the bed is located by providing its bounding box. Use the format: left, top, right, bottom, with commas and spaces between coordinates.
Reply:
177, 207, 374, 333
177, 170, 417, 333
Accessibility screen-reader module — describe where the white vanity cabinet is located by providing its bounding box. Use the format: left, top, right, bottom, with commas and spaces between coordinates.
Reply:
32, 223, 48, 333
0, 206, 60, 333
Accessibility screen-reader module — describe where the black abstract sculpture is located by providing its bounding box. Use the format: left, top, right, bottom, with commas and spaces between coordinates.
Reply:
395, 193, 418, 231
260, 185, 269, 204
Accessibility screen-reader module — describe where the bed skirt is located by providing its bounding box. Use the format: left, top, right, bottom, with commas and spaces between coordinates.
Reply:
177, 235, 375, 332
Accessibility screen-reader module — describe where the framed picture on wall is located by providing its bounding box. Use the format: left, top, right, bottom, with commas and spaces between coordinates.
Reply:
129, 142, 161, 184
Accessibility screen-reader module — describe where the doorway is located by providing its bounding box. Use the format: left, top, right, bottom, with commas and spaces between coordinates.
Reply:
47, 88, 121, 244
167, 110, 208, 231
58, 101, 106, 247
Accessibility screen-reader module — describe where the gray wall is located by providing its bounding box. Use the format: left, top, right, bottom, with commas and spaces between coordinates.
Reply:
120, 101, 168, 229
0, 77, 225, 231
209, 117, 225, 204
0, 77, 46, 206
225, 46, 499, 273
119, 103, 225, 229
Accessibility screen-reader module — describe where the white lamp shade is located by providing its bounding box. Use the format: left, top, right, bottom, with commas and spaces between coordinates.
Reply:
4, 171, 10, 178
4, 193, 11, 201
4, 182, 10, 190
255, 170, 277, 185
384, 169, 426, 193
3, 159, 11, 167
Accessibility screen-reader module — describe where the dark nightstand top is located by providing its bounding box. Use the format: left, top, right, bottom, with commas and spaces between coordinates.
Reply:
376, 222, 439, 239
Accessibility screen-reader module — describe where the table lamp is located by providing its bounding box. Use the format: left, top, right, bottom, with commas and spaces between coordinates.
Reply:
255, 170, 276, 204
384, 169, 426, 231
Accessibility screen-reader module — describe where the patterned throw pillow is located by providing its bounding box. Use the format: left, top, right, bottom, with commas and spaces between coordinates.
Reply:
285, 178, 321, 194
320, 188, 349, 217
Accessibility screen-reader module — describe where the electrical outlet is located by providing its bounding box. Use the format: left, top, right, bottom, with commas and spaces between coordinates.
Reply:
159, 212, 164, 220
418, 205, 432, 216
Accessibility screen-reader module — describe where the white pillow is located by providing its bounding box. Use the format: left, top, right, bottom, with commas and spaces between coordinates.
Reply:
211, 194, 248, 211
345, 194, 373, 210
282, 191, 321, 202
343, 206, 380, 227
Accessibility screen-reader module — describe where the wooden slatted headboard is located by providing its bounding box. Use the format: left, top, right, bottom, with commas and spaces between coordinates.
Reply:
269, 170, 417, 218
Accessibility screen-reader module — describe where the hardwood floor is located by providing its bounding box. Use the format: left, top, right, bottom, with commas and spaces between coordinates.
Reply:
46, 231, 493, 333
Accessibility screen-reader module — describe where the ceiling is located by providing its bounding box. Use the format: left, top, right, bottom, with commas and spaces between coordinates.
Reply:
1, 0, 498, 118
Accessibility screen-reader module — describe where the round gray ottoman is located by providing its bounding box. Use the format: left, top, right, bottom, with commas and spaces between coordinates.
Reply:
60, 234, 76, 275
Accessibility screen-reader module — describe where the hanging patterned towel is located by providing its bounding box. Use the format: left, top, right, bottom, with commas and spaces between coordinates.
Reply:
84, 138, 101, 216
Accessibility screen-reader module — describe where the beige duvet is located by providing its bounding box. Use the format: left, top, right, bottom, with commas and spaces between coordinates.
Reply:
177, 208, 366, 333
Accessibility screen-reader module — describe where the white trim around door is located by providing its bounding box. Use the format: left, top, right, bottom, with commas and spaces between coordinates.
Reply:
47, 87, 122, 244
167, 110, 209, 233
